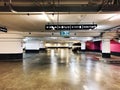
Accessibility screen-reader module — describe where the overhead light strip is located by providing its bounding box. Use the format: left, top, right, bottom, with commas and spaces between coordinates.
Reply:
42, 12, 50, 22
109, 14, 120, 21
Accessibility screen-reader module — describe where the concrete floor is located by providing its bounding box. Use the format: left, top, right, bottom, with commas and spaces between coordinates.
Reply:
0, 48, 120, 90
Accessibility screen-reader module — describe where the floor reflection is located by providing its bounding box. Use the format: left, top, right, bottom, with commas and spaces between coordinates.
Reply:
0, 48, 120, 90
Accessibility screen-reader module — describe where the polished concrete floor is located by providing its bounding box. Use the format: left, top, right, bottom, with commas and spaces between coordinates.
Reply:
0, 49, 120, 90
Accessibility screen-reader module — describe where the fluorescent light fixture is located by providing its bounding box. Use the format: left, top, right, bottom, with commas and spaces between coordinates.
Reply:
50, 14, 55, 20
11, 9, 17, 13
42, 12, 50, 22
95, 25, 109, 29
86, 37, 93, 41
109, 14, 120, 21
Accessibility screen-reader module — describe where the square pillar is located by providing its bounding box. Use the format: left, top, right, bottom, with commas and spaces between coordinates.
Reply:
102, 39, 111, 58
81, 41, 86, 51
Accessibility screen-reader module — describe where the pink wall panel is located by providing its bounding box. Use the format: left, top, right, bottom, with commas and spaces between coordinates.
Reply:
86, 41, 95, 50
86, 40, 120, 53
111, 40, 120, 52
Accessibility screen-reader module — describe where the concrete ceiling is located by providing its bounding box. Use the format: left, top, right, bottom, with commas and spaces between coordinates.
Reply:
0, 0, 120, 41
1, 0, 119, 12
0, 13, 119, 32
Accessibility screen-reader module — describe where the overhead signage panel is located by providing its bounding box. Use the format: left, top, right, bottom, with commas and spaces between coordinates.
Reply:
45, 24, 97, 30
0, 27, 7, 32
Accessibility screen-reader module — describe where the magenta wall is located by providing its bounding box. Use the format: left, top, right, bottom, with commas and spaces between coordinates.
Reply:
86, 41, 95, 50
86, 41, 101, 51
86, 40, 120, 53
94, 41, 101, 51
110, 40, 120, 53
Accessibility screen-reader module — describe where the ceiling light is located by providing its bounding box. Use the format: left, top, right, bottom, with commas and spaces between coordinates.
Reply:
86, 37, 93, 41
11, 9, 17, 13
109, 14, 120, 21
42, 12, 50, 22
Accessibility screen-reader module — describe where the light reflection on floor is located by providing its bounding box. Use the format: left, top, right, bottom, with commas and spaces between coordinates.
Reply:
0, 48, 120, 90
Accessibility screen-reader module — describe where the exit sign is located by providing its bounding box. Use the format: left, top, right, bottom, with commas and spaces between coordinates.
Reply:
60, 31, 70, 37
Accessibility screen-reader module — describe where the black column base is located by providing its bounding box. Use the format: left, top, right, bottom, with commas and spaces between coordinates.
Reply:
39, 48, 47, 53
25, 50, 39, 53
102, 53, 111, 58
68, 47, 72, 49
39, 48, 46, 51
0, 53, 23, 61
81, 50, 86, 52
111, 52, 120, 56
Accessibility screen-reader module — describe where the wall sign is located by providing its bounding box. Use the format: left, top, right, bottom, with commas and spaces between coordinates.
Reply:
45, 24, 97, 30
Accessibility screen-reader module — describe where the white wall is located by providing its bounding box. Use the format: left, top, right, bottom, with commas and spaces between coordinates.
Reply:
0, 33, 23, 54
0, 39, 23, 53
26, 41, 40, 50
25, 40, 45, 50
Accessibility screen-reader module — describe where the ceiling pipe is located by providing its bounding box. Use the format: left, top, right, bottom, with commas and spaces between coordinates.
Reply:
0, 0, 120, 12
1, 0, 95, 4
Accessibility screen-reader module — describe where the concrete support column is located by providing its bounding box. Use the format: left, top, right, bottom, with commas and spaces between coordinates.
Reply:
0, 33, 23, 61
102, 39, 111, 58
81, 41, 86, 51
